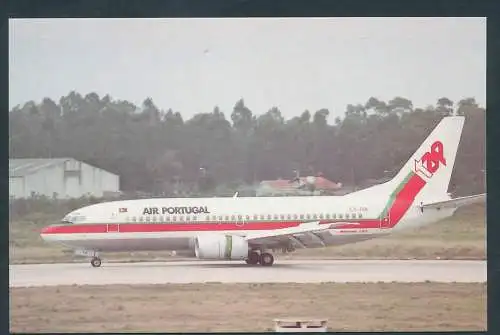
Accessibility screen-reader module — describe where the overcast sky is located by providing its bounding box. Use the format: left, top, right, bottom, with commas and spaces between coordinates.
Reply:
9, 17, 486, 121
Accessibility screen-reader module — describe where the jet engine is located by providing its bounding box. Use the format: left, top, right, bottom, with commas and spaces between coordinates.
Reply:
194, 234, 249, 260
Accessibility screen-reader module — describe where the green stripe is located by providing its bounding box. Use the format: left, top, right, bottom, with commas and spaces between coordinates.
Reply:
378, 171, 414, 219
224, 235, 232, 259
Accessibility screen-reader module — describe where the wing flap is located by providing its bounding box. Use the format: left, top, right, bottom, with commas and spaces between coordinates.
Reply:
245, 221, 360, 246
421, 193, 486, 210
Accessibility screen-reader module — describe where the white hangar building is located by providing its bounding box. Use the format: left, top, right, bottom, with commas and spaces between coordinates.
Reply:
9, 158, 120, 199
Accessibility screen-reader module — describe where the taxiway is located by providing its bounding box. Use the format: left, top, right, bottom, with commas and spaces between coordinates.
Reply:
9, 259, 486, 287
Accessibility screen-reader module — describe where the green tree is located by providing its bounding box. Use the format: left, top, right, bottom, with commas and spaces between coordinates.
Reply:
9, 91, 485, 197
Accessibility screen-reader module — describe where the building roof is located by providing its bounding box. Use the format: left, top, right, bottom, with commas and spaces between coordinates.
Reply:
9, 158, 74, 177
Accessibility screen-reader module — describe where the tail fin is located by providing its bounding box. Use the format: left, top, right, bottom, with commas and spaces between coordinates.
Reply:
388, 116, 465, 203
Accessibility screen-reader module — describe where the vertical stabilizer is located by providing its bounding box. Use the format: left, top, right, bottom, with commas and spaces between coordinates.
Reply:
387, 116, 465, 203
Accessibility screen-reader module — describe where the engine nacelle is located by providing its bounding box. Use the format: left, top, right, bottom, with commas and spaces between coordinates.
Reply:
194, 234, 249, 260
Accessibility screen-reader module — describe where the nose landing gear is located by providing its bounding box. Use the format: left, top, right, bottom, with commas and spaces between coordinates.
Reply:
74, 249, 102, 268
90, 257, 102, 268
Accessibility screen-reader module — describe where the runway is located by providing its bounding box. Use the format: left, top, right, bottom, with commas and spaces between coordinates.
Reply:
9, 259, 486, 287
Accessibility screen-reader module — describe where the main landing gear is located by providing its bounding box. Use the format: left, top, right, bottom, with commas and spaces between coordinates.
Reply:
245, 250, 274, 266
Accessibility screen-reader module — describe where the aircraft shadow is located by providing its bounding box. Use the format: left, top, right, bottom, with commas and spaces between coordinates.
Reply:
108, 262, 303, 269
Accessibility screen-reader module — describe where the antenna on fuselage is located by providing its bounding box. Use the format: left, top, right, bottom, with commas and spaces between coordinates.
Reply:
233, 192, 239, 198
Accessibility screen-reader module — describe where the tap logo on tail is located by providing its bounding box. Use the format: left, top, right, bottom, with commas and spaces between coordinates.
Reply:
414, 141, 446, 179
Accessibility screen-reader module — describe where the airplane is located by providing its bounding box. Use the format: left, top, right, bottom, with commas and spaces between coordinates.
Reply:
40, 116, 486, 268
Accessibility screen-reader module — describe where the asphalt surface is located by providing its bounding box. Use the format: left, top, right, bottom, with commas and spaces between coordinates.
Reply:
9, 259, 486, 287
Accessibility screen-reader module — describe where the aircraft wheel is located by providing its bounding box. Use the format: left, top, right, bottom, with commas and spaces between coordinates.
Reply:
245, 251, 260, 265
260, 252, 274, 266
91, 257, 102, 268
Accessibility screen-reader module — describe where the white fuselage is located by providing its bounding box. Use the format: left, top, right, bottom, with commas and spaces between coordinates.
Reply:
40, 181, 455, 254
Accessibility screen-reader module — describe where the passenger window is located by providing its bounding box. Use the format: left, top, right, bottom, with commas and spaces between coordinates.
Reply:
218, 216, 222, 221
287, 214, 291, 220
339, 214, 343, 219
332, 214, 336, 219
246, 215, 250, 220
280, 214, 285, 220
231, 215, 235, 220
300, 214, 304, 219
260, 215, 265, 220
253, 215, 258, 220
180, 216, 184, 221
166, 216, 170, 222
325, 214, 330, 219
238, 215, 242, 220
274, 215, 278, 220
132, 216, 137, 222
172, 216, 177, 221
267, 215, 272, 220
146, 216, 151, 222
225, 215, 229, 221
313, 214, 317, 219
186, 216, 191, 221
358, 213, 363, 219
345, 214, 349, 219
306, 214, 311, 220
293, 214, 298, 219
206, 215, 210, 221
212, 215, 217, 221
152, 216, 157, 222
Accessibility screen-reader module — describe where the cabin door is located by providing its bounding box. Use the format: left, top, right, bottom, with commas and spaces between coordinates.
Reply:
379, 212, 391, 229
107, 224, 120, 233
107, 210, 120, 232
235, 215, 246, 228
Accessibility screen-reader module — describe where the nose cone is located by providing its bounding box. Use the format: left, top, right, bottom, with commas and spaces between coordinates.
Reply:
40, 225, 57, 241
40, 225, 52, 235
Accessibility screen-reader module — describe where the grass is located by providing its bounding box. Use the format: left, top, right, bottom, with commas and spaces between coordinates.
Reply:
9, 204, 485, 264
9, 282, 486, 332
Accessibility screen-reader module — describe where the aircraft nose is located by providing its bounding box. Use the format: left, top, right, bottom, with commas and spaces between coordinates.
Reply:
40, 225, 56, 240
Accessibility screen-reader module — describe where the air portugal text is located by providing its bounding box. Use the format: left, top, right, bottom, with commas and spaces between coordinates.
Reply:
142, 206, 210, 215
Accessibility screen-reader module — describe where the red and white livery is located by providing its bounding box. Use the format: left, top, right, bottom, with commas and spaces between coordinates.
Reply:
40, 116, 485, 267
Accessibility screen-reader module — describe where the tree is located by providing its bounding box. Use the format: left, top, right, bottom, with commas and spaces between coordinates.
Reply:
231, 99, 254, 133
9, 91, 485, 197
313, 108, 330, 127
388, 96, 413, 114
365, 97, 388, 114
436, 97, 454, 116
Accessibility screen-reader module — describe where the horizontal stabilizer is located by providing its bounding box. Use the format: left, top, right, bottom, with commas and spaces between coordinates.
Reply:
421, 193, 486, 210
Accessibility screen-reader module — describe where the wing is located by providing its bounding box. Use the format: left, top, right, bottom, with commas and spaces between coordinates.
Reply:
245, 221, 360, 248
421, 193, 486, 210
